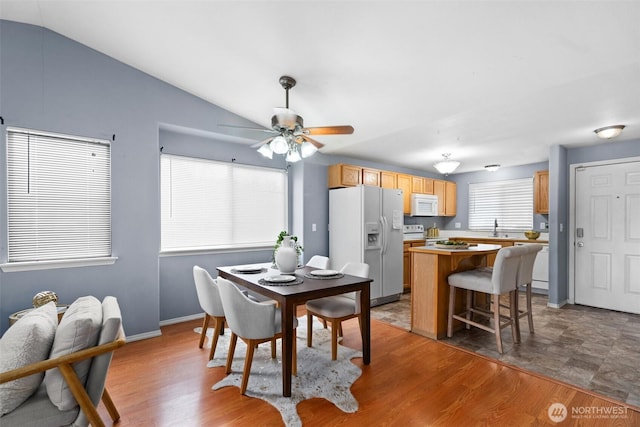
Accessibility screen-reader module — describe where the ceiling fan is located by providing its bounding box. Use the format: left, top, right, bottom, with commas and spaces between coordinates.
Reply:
220, 76, 354, 161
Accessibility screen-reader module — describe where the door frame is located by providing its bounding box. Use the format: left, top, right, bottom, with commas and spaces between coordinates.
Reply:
568, 155, 640, 304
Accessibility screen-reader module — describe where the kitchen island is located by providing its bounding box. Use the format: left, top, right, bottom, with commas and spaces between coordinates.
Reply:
409, 244, 501, 339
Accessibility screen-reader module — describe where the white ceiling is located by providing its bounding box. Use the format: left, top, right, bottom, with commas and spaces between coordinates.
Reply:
1, 1, 639, 174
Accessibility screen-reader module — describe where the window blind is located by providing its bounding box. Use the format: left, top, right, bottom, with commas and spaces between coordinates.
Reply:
468, 177, 533, 231
6, 128, 112, 262
160, 154, 287, 251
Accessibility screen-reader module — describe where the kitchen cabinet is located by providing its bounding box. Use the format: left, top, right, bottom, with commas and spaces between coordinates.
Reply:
397, 174, 412, 214
380, 171, 397, 189
328, 163, 361, 188
403, 240, 425, 293
445, 181, 457, 216
433, 180, 457, 216
534, 170, 549, 214
411, 176, 434, 194
362, 167, 380, 187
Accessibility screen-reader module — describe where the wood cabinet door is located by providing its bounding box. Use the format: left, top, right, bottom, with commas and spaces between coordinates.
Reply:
411, 176, 424, 194
397, 174, 412, 213
380, 171, 397, 189
445, 181, 457, 216
362, 168, 380, 186
433, 180, 446, 215
422, 178, 434, 195
403, 243, 411, 292
534, 170, 549, 214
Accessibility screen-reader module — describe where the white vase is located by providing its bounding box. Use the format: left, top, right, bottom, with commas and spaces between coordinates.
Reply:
275, 236, 297, 274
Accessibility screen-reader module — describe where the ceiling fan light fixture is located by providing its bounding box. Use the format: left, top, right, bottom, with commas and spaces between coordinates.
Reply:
594, 125, 625, 139
286, 148, 301, 163
485, 164, 500, 172
271, 135, 289, 154
434, 153, 460, 175
257, 143, 273, 159
300, 141, 318, 158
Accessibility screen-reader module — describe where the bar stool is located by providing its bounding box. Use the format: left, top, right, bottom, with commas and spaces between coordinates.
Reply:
514, 244, 543, 342
447, 246, 528, 353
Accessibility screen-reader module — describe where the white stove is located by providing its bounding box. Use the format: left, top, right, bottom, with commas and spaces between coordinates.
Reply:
403, 224, 425, 241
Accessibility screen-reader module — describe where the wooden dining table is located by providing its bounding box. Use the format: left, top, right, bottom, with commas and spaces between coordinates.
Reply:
217, 263, 372, 397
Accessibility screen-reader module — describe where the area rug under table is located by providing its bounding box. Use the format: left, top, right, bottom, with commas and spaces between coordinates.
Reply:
195, 315, 362, 427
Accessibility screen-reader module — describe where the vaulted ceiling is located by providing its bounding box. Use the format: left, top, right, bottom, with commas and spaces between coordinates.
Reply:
2, 1, 639, 174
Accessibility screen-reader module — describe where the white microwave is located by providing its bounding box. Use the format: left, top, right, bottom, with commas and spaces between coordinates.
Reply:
410, 194, 439, 217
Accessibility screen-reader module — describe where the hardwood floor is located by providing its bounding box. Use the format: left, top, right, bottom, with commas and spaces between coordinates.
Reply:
99, 318, 640, 426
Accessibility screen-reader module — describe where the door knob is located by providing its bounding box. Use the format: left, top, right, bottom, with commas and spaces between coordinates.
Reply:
577, 241, 584, 247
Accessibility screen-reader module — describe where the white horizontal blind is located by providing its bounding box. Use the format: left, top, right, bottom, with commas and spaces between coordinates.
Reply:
468, 177, 533, 231
7, 128, 111, 262
160, 154, 287, 251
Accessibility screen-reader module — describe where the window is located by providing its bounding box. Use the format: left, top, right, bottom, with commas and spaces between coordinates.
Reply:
3, 127, 113, 270
160, 154, 287, 252
468, 178, 533, 231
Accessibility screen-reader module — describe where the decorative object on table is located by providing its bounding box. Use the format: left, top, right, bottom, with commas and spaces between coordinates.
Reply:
274, 231, 303, 274
524, 230, 540, 240
435, 240, 469, 249
202, 314, 361, 427
32, 291, 58, 308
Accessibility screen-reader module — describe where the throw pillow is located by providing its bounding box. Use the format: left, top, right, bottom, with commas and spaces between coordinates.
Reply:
44, 295, 102, 411
0, 302, 58, 415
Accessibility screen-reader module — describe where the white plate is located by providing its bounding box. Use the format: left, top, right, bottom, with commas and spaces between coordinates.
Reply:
310, 269, 340, 277
264, 275, 296, 283
235, 265, 263, 273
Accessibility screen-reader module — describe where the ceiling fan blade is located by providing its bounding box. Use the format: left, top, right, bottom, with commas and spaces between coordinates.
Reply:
303, 125, 354, 136
300, 134, 325, 149
218, 123, 277, 134
250, 136, 275, 148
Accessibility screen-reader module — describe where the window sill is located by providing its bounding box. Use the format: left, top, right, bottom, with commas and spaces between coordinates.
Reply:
0, 257, 118, 272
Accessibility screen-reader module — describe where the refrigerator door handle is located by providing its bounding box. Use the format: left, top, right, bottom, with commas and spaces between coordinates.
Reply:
381, 216, 388, 255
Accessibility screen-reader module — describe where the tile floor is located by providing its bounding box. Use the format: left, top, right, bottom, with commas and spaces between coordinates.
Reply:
371, 292, 640, 406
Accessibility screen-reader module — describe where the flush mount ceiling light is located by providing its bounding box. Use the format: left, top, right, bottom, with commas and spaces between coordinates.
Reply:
434, 153, 460, 175
594, 125, 625, 139
485, 164, 500, 172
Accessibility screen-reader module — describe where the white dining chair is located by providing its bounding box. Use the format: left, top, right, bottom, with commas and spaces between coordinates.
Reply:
193, 266, 227, 361
305, 262, 369, 360
514, 244, 543, 341
306, 255, 330, 270
216, 277, 297, 394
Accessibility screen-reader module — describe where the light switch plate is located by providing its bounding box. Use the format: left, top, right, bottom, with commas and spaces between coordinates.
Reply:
455, 222, 461, 229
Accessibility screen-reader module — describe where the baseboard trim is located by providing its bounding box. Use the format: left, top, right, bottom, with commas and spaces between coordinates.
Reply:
159, 313, 204, 327
126, 330, 162, 342
547, 300, 568, 309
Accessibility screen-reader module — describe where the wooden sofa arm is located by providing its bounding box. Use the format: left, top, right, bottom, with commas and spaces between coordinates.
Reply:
1, 327, 126, 427
0, 327, 126, 384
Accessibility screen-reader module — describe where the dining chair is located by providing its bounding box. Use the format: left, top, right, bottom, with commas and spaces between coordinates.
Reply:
306, 255, 330, 269
305, 262, 370, 360
216, 277, 297, 394
513, 244, 543, 341
446, 246, 526, 353
193, 266, 227, 361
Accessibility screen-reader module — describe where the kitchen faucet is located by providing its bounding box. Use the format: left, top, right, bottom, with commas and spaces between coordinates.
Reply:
492, 218, 498, 237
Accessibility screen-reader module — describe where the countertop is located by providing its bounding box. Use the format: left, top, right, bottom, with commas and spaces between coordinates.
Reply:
449, 236, 548, 244
409, 243, 502, 255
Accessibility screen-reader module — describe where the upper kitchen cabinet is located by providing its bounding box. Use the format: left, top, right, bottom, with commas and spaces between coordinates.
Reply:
411, 176, 434, 194
534, 170, 549, 214
397, 174, 412, 213
433, 180, 457, 216
362, 167, 381, 187
328, 163, 361, 188
380, 171, 397, 189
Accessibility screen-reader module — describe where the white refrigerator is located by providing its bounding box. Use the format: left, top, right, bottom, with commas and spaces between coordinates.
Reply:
329, 185, 404, 306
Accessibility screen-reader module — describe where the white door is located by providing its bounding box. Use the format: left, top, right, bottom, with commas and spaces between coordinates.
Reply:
574, 160, 640, 314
